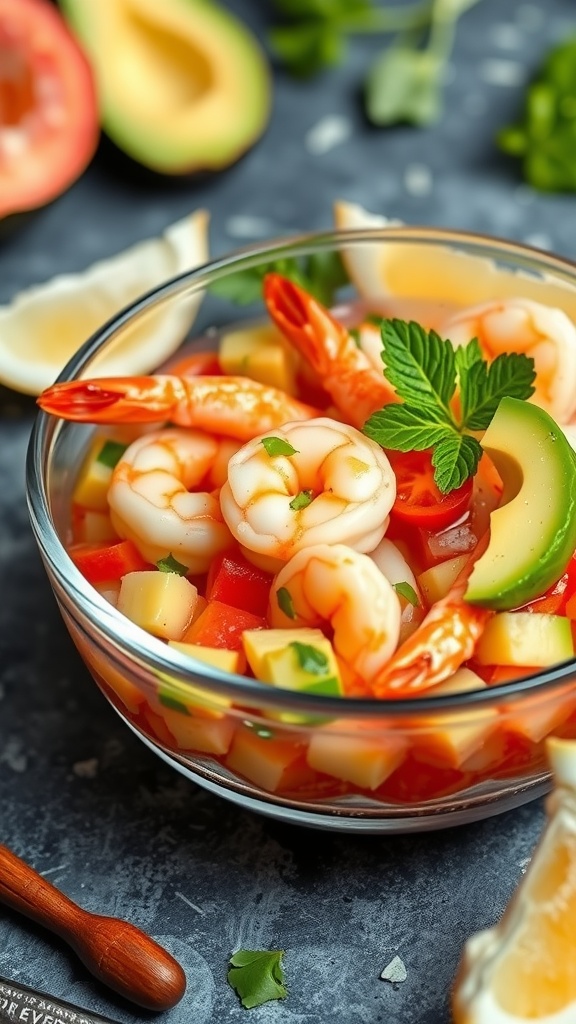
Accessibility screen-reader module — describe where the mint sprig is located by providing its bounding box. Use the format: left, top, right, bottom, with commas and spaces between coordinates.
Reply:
363, 319, 536, 493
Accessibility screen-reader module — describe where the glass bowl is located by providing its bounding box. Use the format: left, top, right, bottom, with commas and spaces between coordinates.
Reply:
26, 227, 576, 833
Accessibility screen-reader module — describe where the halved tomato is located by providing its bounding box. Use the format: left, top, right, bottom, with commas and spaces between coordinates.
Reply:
387, 448, 473, 531
0, 0, 99, 218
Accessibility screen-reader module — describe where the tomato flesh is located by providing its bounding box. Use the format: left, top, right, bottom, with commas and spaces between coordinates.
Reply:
0, 0, 99, 217
388, 449, 473, 530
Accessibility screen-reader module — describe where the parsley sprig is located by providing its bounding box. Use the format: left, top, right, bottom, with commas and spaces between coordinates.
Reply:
363, 320, 536, 493
227, 949, 287, 1009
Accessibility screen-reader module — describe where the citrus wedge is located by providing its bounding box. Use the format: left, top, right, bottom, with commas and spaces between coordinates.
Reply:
0, 209, 209, 395
452, 736, 576, 1023
333, 200, 576, 320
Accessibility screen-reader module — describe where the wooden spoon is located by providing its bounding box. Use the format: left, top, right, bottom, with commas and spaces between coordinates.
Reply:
0, 845, 186, 1011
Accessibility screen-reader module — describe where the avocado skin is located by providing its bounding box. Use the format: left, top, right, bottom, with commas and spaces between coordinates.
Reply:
465, 397, 576, 611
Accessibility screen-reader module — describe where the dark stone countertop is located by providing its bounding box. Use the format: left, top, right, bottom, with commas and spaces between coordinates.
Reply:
1, 1, 574, 1020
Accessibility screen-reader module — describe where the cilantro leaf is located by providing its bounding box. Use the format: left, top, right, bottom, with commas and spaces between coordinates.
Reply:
210, 251, 349, 308
277, 587, 296, 619
262, 437, 299, 457
381, 319, 457, 419
156, 554, 189, 576
289, 641, 330, 675
97, 439, 128, 469
393, 581, 420, 606
227, 949, 287, 1009
431, 434, 483, 493
289, 489, 313, 510
458, 351, 536, 430
363, 404, 453, 452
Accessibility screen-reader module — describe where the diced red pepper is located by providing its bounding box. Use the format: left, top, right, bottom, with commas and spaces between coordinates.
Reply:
205, 549, 273, 617
181, 600, 266, 651
68, 539, 151, 585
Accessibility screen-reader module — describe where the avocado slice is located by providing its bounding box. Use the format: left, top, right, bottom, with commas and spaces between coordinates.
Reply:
60, 0, 271, 174
465, 397, 576, 610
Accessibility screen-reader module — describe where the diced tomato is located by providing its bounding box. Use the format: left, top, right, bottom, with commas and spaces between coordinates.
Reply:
205, 549, 273, 617
387, 449, 473, 531
181, 600, 266, 651
162, 350, 221, 377
68, 539, 151, 585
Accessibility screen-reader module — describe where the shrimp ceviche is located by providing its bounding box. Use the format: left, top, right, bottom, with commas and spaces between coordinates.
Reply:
37, 275, 576, 802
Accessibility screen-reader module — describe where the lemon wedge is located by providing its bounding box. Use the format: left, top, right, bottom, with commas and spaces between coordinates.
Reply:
0, 209, 209, 395
334, 199, 576, 319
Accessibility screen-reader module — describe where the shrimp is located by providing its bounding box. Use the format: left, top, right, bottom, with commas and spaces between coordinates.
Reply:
219, 417, 396, 570
107, 428, 233, 573
369, 537, 425, 643
440, 297, 576, 424
37, 375, 320, 441
369, 547, 492, 698
269, 543, 401, 683
263, 273, 397, 428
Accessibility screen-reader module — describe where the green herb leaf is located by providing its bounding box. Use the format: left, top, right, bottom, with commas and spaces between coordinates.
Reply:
289, 641, 330, 675
262, 436, 299, 457
431, 433, 483, 493
458, 351, 536, 430
380, 319, 457, 419
366, 46, 443, 126
289, 489, 313, 510
228, 949, 287, 1009
210, 251, 349, 308
363, 403, 453, 452
156, 554, 189, 576
277, 587, 296, 619
270, 23, 343, 77
393, 581, 420, 606
97, 439, 128, 469
158, 692, 191, 715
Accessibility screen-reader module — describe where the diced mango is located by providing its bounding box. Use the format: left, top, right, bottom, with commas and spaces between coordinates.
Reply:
243, 627, 328, 679
117, 570, 198, 640
307, 723, 406, 790
418, 554, 469, 607
74, 509, 119, 544
225, 724, 315, 793
475, 612, 574, 667
219, 323, 298, 393
501, 689, 576, 743
160, 706, 236, 755
169, 641, 246, 676
72, 436, 126, 511
93, 580, 121, 606
411, 668, 499, 769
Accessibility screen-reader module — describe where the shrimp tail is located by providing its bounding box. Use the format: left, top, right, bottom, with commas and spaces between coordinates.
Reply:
263, 272, 350, 377
37, 376, 185, 424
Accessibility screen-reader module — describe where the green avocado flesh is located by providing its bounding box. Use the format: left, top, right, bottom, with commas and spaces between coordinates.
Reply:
59, 0, 271, 174
465, 397, 576, 610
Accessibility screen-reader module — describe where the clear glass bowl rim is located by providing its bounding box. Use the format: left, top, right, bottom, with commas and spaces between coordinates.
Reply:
25, 224, 576, 719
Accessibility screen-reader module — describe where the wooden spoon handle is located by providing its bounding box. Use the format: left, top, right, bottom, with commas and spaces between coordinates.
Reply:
0, 845, 186, 1010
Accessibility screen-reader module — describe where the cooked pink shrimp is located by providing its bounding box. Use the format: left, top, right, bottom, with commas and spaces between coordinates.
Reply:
37, 375, 320, 441
263, 274, 397, 427
269, 543, 401, 683
219, 417, 395, 570
107, 428, 233, 573
370, 548, 492, 698
441, 297, 576, 423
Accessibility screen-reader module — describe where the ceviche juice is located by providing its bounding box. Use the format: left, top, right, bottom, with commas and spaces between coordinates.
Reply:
38, 272, 576, 813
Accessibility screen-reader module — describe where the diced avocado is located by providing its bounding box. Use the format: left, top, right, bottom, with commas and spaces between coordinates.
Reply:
263, 641, 343, 697
219, 324, 298, 393
72, 436, 124, 511
465, 397, 576, 609
418, 554, 468, 607
243, 628, 328, 680
60, 0, 271, 174
474, 611, 574, 667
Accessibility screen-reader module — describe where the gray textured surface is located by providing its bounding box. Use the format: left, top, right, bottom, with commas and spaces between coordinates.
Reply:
0, 0, 574, 1020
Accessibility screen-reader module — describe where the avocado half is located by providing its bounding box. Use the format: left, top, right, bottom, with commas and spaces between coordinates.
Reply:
59, 0, 271, 174
465, 397, 576, 610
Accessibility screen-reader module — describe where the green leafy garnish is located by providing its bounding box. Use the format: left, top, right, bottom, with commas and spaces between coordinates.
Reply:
227, 949, 287, 1009
270, 0, 481, 126
97, 439, 128, 469
393, 581, 420, 606
158, 692, 191, 715
289, 489, 313, 511
156, 553, 189, 576
289, 641, 330, 675
277, 587, 296, 619
363, 319, 535, 493
261, 437, 299, 457
210, 250, 349, 307
497, 36, 576, 192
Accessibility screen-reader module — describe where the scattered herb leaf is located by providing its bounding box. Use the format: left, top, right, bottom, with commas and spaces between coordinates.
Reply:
156, 553, 189, 576
277, 586, 296, 619
289, 489, 313, 510
363, 318, 535, 492
97, 439, 128, 469
227, 949, 287, 1009
158, 692, 191, 715
289, 641, 330, 675
210, 250, 349, 307
262, 436, 299, 457
393, 581, 420, 606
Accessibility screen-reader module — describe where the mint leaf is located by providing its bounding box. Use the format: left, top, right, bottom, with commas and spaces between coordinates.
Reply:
289, 489, 313, 511
97, 439, 128, 469
363, 404, 453, 452
289, 641, 330, 675
458, 351, 536, 430
381, 319, 457, 420
431, 434, 483, 493
454, 337, 483, 374
393, 581, 420, 606
277, 587, 296, 619
156, 554, 189, 576
227, 949, 287, 1009
261, 437, 299, 457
